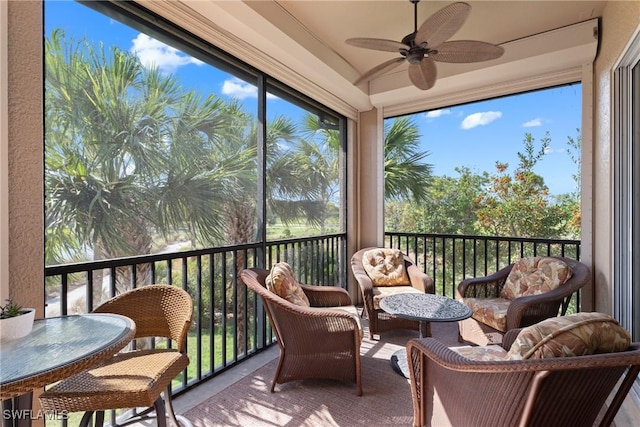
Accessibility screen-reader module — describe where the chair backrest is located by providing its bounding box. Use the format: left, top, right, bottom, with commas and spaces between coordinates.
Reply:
351, 247, 416, 285
93, 284, 193, 353
240, 268, 288, 343
553, 257, 591, 313
407, 338, 640, 427
241, 267, 335, 348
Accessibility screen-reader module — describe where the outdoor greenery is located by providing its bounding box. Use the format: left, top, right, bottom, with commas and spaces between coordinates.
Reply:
44, 28, 580, 273
385, 126, 581, 240
44, 30, 347, 270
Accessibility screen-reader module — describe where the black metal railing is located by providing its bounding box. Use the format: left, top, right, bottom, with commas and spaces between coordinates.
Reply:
385, 232, 581, 298
44, 231, 580, 420
44, 233, 347, 403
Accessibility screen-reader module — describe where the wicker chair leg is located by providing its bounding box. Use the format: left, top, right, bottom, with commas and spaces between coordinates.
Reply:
271, 355, 285, 393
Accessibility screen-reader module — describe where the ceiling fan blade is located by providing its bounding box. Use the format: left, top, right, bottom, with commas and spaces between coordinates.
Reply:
354, 57, 407, 85
415, 2, 471, 49
408, 58, 437, 90
346, 37, 409, 52
431, 40, 504, 63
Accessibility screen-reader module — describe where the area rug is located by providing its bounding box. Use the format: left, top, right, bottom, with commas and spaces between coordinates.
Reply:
182, 327, 436, 427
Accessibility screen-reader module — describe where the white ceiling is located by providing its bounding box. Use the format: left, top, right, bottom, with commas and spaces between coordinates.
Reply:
142, 0, 608, 116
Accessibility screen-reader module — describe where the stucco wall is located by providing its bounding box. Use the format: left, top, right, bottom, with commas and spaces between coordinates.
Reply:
593, 0, 640, 315
6, 0, 44, 316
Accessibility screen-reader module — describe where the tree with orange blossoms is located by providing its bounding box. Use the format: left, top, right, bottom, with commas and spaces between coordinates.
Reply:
475, 132, 573, 239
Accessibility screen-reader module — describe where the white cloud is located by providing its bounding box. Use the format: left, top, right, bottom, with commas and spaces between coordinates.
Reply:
130, 33, 203, 73
460, 111, 502, 130
222, 78, 258, 100
425, 109, 451, 119
221, 78, 278, 100
523, 118, 542, 127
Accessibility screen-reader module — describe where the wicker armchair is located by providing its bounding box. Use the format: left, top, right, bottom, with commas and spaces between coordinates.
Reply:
241, 268, 363, 396
407, 322, 640, 427
40, 285, 193, 427
351, 247, 434, 339
457, 257, 590, 345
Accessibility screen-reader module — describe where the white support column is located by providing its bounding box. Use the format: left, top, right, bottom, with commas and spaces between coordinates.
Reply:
355, 108, 385, 249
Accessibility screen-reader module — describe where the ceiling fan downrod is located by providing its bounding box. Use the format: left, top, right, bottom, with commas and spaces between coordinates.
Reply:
401, 0, 426, 63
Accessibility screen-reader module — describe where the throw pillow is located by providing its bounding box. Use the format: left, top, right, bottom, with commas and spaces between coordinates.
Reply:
265, 262, 310, 307
506, 312, 631, 360
500, 257, 573, 300
362, 248, 410, 286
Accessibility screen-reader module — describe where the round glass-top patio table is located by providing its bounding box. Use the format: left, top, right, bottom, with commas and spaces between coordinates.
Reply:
379, 293, 472, 378
0, 314, 135, 427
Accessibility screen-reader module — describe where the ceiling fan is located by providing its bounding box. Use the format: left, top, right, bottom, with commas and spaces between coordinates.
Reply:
346, 1, 504, 90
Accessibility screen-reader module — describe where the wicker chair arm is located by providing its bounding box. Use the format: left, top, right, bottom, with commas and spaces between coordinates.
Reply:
505, 280, 588, 329
407, 264, 435, 294
409, 338, 640, 373
501, 328, 522, 350
505, 291, 567, 328
252, 282, 358, 323
269, 298, 361, 333
457, 265, 512, 298
299, 283, 353, 307
352, 264, 375, 296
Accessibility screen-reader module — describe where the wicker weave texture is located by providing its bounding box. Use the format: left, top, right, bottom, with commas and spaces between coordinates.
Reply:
458, 257, 591, 345
407, 338, 640, 427
39, 285, 193, 417
351, 247, 435, 339
40, 349, 189, 412
93, 284, 192, 352
240, 268, 363, 396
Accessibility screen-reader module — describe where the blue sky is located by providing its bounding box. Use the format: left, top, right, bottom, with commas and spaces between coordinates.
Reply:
411, 83, 581, 195
45, 1, 581, 196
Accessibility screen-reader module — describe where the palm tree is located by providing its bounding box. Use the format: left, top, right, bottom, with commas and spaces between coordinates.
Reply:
294, 113, 342, 234
45, 30, 245, 296
384, 117, 433, 203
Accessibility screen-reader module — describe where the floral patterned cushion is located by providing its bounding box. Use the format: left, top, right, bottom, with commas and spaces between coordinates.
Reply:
506, 312, 631, 360
265, 262, 310, 307
461, 297, 510, 332
452, 345, 509, 361
362, 248, 410, 286
500, 257, 573, 300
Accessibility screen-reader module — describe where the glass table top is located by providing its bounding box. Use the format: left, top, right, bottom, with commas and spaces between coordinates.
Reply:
0, 314, 135, 392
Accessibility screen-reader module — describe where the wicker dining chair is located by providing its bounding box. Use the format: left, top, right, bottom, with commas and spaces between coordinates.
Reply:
39, 285, 193, 427
241, 267, 363, 396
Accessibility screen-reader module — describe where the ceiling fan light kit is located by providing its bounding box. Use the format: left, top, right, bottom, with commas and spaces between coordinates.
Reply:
346, 1, 504, 90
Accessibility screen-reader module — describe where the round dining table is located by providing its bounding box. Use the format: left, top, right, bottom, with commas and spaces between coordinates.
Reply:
0, 313, 136, 427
